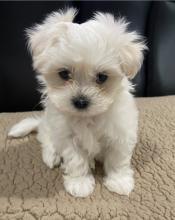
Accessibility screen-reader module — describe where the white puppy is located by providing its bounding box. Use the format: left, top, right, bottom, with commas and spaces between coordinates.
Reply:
8, 8, 146, 197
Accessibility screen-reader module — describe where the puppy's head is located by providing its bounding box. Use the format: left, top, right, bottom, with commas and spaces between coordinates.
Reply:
27, 8, 146, 117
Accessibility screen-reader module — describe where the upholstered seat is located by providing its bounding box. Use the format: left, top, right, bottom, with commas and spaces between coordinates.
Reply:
0, 97, 174, 219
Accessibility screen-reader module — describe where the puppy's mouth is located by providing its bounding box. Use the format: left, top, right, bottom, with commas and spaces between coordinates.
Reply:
52, 101, 90, 117
58, 105, 110, 118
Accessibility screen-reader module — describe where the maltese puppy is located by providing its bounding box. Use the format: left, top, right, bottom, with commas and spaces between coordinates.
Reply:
8, 8, 146, 197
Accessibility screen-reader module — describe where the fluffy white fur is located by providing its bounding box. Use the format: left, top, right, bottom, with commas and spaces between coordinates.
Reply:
8, 8, 146, 197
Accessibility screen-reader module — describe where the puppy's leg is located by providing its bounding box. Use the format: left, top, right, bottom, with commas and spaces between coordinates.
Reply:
61, 140, 95, 198
37, 129, 60, 169
103, 140, 135, 196
41, 142, 61, 169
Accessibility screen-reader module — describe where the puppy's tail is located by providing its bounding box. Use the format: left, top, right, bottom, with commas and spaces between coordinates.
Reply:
8, 117, 41, 138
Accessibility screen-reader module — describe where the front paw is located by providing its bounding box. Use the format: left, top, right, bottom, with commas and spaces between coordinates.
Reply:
103, 169, 134, 196
42, 148, 60, 169
64, 174, 95, 198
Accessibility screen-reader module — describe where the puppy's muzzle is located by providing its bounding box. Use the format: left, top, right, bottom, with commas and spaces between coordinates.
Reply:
72, 95, 90, 110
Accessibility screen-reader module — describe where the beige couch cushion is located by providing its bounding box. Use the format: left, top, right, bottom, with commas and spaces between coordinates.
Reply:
0, 96, 175, 220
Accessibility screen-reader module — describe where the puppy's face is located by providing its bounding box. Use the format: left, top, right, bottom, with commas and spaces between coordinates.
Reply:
27, 8, 146, 117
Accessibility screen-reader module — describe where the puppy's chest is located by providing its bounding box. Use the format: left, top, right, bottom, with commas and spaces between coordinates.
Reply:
70, 119, 102, 155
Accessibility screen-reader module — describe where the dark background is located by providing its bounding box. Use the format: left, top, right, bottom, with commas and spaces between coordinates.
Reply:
0, 1, 175, 112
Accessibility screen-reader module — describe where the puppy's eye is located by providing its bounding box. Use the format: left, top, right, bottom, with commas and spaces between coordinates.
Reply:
96, 73, 108, 84
58, 69, 71, 81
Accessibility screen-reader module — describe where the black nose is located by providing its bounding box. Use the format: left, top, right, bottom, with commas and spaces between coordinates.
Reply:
72, 95, 89, 110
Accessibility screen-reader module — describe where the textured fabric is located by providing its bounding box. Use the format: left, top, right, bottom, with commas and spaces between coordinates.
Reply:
0, 96, 175, 220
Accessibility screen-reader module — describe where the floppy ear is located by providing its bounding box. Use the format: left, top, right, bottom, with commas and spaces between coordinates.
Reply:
93, 12, 147, 79
119, 33, 146, 79
26, 8, 77, 70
